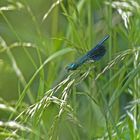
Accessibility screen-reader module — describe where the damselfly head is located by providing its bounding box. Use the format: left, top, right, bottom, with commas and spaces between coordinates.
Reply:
66, 63, 78, 71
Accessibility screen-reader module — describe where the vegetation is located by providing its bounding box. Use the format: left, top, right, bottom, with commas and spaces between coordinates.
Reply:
0, 0, 140, 139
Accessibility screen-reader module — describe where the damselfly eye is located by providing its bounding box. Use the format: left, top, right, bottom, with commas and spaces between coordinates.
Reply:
66, 63, 77, 71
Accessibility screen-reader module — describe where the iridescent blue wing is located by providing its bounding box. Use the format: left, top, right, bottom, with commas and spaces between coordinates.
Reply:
87, 45, 106, 60
86, 35, 109, 61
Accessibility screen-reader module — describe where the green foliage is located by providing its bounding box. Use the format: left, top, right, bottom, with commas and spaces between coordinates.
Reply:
0, 0, 140, 139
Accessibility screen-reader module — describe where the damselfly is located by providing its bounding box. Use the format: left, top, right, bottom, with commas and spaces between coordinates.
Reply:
66, 35, 109, 71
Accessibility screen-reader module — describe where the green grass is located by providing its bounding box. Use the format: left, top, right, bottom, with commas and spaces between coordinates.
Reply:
0, 0, 140, 139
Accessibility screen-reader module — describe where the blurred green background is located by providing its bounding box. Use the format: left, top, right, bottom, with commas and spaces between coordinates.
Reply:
0, 0, 140, 140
